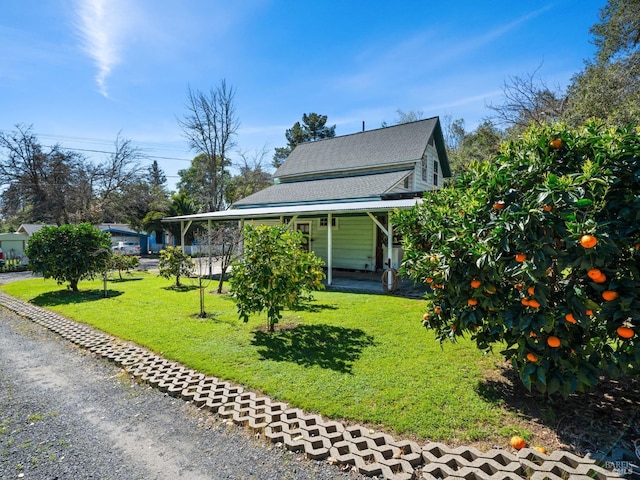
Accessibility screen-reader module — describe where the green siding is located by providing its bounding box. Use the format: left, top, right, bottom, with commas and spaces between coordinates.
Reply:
252, 216, 378, 271
310, 216, 376, 271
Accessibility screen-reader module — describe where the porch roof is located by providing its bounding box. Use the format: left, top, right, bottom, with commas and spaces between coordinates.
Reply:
162, 198, 422, 223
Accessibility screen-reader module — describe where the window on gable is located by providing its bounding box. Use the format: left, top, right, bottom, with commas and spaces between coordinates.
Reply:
433, 160, 439, 186
421, 158, 428, 182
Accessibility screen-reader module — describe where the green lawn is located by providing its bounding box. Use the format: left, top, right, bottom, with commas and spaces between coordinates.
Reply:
1, 274, 529, 444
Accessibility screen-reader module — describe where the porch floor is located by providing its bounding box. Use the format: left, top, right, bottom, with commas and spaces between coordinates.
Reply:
324, 269, 427, 298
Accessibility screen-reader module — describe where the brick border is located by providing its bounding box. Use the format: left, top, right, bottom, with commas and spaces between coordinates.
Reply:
0, 292, 623, 480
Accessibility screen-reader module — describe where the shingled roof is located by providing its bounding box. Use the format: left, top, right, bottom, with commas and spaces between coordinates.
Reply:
274, 117, 450, 180
234, 170, 412, 207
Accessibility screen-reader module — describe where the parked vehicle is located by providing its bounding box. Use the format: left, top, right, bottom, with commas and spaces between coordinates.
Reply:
0, 248, 5, 267
112, 241, 141, 255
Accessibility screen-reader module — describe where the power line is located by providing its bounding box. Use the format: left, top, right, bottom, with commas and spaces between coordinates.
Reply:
1, 129, 193, 163
40, 145, 192, 163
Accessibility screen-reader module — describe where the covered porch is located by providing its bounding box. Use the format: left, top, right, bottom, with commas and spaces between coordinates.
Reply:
163, 198, 422, 289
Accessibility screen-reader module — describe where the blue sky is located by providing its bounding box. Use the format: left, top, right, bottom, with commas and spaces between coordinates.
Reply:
1, 1, 603, 190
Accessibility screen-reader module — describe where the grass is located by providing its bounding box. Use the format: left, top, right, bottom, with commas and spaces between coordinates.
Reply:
1, 273, 530, 444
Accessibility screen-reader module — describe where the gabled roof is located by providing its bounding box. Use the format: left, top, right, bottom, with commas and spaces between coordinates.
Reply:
16, 224, 55, 236
234, 170, 412, 207
274, 117, 450, 180
96, 223, 139, 234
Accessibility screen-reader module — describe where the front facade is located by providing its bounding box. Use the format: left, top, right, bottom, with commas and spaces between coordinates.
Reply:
165, 117, 451, 283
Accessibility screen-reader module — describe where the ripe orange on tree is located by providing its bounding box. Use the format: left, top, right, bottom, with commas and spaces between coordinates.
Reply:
547, 336, 561, 348
528, 299, 541, 309
593, 273, 607, 283
485, 285, 497, 294
510, 436, 527, 450
526, 352, 538, 362
470, 279, 481, 288
617, 326, 634, 339
434, 306, 442, 315
550, 138, 563, 149
493, 201, 506, 210
580, 234, 598, 249
565, 313, 577, 324
602, 290, 618, 301
527, 285, 535, 295
542, 204, 553, 212
468, 298, 478, 306
515, 253, 527, 262
587, 268, 602, 280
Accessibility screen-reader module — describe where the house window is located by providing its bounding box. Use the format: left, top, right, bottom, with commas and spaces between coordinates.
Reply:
319, 217, 338, 229
428, 135, 434, 147
433, 160, 439, 186
421, 158, 428, 182
403, 176, 410, 189
282, 217, 292, 224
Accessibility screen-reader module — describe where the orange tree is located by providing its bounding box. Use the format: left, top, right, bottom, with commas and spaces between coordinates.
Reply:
394, 121, 640, 397
230, 224, 325, 332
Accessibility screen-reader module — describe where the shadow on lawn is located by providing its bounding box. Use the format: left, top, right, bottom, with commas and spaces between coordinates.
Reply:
107, 277, 144, 283
30, 289, 123, 306
476, 364, 640, 462
251, 324, 375, 373
290, 302, 339, 313
161, 285, 199, 292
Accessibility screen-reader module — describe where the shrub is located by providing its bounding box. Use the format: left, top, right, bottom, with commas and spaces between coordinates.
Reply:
158, 246, 194, 287
109, 253, 139, 279
394, 121, 640, 397
25, 223, 112, 291
230, 224, 325, 331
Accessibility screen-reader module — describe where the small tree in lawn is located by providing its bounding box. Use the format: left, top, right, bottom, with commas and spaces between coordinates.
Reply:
26, 223, 112, 292
230, 224, 325, 332
394, 120, 640, 398
158, 246, 195, 287
109, 253, 140, 280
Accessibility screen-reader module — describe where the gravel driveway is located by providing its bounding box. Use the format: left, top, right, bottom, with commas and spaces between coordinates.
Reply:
0, 298, 363, 480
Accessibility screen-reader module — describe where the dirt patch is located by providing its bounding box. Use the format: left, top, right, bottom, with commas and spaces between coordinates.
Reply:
471, 362, 639, 460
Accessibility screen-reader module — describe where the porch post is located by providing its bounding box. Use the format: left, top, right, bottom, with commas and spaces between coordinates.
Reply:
207, 219, 212, 277
180, 220, 193, 251
387, 212, 394, 290
327, 213, 333, 285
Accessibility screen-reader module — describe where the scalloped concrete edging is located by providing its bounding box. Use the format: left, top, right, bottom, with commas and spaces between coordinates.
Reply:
0, 292, 624, 480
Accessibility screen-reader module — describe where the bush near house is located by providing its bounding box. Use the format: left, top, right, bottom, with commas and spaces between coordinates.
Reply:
394, 121, 640, 397
231, 224, 325, 332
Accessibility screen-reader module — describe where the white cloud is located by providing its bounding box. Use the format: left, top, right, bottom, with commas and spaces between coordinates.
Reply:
73, 0, 132, 97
